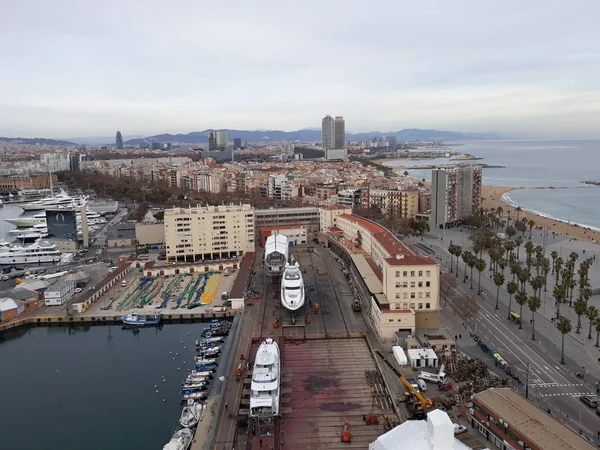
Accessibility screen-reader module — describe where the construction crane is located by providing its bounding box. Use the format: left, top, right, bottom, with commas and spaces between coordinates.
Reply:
373, 349, 433, 419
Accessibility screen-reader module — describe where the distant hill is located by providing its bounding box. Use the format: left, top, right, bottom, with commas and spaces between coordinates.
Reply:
0, 136, 76, 146
125, 128, 502, 145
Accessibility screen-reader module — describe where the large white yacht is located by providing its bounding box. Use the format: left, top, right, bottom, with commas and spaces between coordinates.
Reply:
0, 240, 64, 265
162, 428, 193, 450
5, 207, 105, 228
281, 262, 305, 312
249, 338, 280, 418
20, 190, 78, 211
264, 234, 289, 275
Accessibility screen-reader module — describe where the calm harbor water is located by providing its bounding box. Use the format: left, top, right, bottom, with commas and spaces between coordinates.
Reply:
0, 324, 204, 450
385, 140, 600, 230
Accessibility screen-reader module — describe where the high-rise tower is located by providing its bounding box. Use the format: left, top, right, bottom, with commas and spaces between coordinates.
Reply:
115, 131, 123, 149
334, 116, 345, 149
208, 131, 228, 151
321, 115, 335, 150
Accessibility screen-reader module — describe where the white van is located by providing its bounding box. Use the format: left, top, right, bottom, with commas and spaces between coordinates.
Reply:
221, 292, 228, 300
223, 269, 230, 276
121, 280, 127, 287
417, 379, 427, 392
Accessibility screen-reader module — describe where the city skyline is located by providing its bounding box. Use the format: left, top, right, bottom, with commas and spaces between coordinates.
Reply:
1, 1, 599, 139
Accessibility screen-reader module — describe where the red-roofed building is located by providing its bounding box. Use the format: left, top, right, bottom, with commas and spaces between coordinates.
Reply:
331, 212, 440, 332
319, 205, 353, 232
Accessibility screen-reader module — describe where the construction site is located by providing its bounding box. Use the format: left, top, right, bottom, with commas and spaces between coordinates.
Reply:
209, 244, 504, 450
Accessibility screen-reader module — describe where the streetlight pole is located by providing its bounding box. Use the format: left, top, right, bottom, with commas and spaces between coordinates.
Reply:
525, 363, 531, 399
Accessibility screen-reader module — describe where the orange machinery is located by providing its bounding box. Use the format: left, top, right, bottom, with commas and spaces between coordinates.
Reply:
341, 423, 351, 443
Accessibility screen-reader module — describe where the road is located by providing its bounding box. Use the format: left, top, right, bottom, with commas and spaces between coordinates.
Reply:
409, 233, 600, 441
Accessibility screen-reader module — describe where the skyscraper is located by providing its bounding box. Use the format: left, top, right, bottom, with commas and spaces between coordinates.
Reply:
233, 138, 242, 149
321, 115, 335, 150
430, 166, 482, 230
334, 116, 345, 149
115, 131, 123, 150
208, 131, 228, 151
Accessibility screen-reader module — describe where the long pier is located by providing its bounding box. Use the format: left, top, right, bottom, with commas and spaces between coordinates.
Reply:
0, 310, 238, 332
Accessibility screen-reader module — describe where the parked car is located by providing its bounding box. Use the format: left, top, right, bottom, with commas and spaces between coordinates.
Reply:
453, 424, 467, 435
74, 288, 83, 294
580, 395, 598, 408
438, 383, 453, 391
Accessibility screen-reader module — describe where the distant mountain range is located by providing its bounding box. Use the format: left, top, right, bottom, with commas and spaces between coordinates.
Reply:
125, 128, 503, 145
0, 136, 76, 146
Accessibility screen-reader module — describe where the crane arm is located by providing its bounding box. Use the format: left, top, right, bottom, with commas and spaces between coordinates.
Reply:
373, 349, 433, 409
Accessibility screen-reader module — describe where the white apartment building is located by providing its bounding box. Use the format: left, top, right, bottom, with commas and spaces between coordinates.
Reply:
164, 204, 255, 262
41, 153, 71, 173
266, 174, 298, 199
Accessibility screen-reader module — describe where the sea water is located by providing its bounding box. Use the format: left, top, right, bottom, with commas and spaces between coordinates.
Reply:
385, 140, 600, 229
0, 323, 204, 450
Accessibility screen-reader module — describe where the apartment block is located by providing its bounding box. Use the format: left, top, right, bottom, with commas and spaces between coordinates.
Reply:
0, 174, 58, 190
255, 207, 320, 237
164, 204, 255, 262
430, 166, 482, 229
369, 188, 419, 218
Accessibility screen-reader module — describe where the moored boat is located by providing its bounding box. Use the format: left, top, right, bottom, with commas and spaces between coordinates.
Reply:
179, 400, 203, 428
182, 391, 207, 402
121, 313, 162, 326
163, 427, 193, 450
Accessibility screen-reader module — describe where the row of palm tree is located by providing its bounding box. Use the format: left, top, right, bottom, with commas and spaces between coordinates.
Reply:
451, 216, 596, 366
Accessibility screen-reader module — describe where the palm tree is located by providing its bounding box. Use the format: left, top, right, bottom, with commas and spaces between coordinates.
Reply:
541, 258, 550, 291
510, 262, 520, 283
461, 250, 472, 284
550, 250, 558, 275
587, 306, 599, 340
515, 290, 528, 329
514, 236, 523, 259
527, 295, 541, 340
506, 281, 518, 320
475, 258, 486, 295
528, 219, 535, 238
595, 317, 600, 348
448, 244, 458, 273
524, 241, 535, 271
517, 268, 529, 292
515, 206, 522, 222
467, 254, 476, 290
453, 245, 462, 278
553, 283, 567, 321
493, 272, 505, 310
530, 276, 544, 305
554, 257, 564, 287
556, 317, 572, 365
574, 298, 588, 334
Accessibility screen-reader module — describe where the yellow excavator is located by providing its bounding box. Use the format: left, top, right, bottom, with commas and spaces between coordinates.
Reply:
373, 349, 433, 419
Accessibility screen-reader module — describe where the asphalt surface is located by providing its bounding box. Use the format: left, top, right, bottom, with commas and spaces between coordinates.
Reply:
407, 231, 600, 442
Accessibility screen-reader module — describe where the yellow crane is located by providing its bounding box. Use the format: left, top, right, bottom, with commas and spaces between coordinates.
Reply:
373, 349, 433, 419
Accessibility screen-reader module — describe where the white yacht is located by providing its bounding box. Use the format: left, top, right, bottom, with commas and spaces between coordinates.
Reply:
179, 400, 203, 428
0, 240, 63, 265
20, 190, 78, 211
249, 338, 280, 418
6, 207, 105, 228
281, 262, 305, 312
162, 428, 193, 450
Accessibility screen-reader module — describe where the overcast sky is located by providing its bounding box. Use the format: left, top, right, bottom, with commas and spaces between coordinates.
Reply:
1, 0, 599, 139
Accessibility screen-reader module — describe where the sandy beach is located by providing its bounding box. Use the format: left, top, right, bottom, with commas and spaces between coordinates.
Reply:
481, 185, 600, 243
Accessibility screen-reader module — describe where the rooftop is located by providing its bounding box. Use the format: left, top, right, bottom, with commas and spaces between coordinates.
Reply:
322, 204, 351, 210
473, 388, 596, 450
369, 409, 470, 450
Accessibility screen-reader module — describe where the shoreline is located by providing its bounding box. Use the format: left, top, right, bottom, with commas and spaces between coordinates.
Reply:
481, 185, 600, 243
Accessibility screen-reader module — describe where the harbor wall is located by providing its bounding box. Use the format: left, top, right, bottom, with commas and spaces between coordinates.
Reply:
0, 310, 238, 333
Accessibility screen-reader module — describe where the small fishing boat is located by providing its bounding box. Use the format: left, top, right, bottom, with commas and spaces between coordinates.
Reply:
195, 364, 218, 371
198, 347, 221, 357
194, 357, 218, 365
181, 384, 208, 394
183, 375, 210, 385
163, 427, 193, 450
179, 400, 203, 428
121, 313, 162, 326
196, 336, 224, 346
182, 391, 208, 402
190, 369, 215, 377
